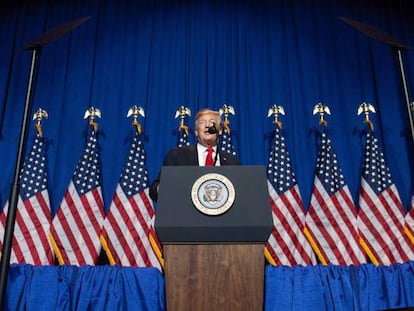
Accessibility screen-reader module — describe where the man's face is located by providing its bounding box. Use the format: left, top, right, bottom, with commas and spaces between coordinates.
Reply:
195, 113, 219, 147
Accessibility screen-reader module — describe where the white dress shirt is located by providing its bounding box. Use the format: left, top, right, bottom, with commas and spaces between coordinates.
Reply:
197, 143, 220, 166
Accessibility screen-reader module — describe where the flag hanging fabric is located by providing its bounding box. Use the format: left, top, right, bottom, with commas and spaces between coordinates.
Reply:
264, 127, 316, 266
405, 193, 414, 246
358, 132, 414, 265
304, 131, 366, 265
100, 130, 163, 270
50, 128, 104, 265
219, 125, 237, 156
177, 127, 190, 147
0, 134, 54, 265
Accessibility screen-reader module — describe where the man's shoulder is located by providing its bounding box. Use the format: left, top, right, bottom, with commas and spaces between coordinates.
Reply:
164, 145, 197, 160
163, 145, 198, 165
167, 145, 196, 154
220, 150, 241, 165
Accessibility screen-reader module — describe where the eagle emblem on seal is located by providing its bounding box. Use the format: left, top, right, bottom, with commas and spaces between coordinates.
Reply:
203, 183, 223, 205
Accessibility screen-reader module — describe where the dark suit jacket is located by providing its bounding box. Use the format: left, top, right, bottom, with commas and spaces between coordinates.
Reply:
149, 145, 240, 201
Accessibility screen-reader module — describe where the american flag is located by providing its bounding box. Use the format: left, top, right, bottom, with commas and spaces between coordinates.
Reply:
304, 131, 366, 265
358, 132, 414, 265
219, 125, 237, 156
264, 127, 316, 266
405, 193, 414, 246
50, 128, 104, 265
0, 134, 53, 265
100, 130, 163, 270
177, 127, 190, 147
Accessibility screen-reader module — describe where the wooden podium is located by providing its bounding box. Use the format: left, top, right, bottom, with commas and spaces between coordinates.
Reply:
155, 166, 272, 311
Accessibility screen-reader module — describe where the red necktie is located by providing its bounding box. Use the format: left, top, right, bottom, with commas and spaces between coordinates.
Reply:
205, 147, 214, 166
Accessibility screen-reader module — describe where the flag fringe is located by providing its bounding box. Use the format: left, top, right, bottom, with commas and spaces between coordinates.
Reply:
404, 227, 414, 247
303, 227, 327, 265
264, 247, 277, 266
149, 233, 164, 268
49, 232, 65, 265
359, 237, 379, 266
99, 235, 116, 265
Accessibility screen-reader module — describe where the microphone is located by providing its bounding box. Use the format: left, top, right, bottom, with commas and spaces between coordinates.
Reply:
207, 122, 218, 134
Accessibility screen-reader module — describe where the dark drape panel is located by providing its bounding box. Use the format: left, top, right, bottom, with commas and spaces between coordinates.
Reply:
1, 0, 414, 310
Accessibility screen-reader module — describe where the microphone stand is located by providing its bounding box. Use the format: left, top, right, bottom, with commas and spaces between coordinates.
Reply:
207, 124, 220, 166
213, 146, 219, 166
0, 47, 41, 308
0, 16, 90, 308
395, 47, 414, 147
339, 17, 414, 148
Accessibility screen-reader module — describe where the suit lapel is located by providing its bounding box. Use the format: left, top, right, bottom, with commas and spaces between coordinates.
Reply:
218, 150, 227, 165
191, 145, 199, 165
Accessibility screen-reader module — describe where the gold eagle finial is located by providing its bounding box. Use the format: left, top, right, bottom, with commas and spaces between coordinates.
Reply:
175, 106, 191, 135
83, 107, 101, 132
357, 102, 376, 132
32, 108, 48, 137
312, 103, 331, 127
127, 105, 145, 134
267, 105, 285, 128
219, 104, 236, 134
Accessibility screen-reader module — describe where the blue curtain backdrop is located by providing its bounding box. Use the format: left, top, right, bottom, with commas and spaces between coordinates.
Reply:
1, 0, 414, 310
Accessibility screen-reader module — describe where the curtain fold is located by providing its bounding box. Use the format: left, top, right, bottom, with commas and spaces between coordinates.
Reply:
5, 263, 414, 310
5, 261, 414, 311
264, 263, 414, 311
1, 0, 413, 211
5, 265, 165, 311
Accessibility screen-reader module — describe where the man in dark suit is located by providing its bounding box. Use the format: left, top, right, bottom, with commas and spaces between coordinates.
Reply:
149, 108, 240, 201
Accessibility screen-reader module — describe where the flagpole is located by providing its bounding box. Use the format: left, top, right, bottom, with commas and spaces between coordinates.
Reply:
0, 16, 91, 308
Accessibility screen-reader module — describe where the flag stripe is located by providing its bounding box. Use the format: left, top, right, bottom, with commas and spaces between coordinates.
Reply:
358, 181, 413, 263
126, 194, 153, 265
16, 200, 42, 263
304, 132, 365, 266
357, 132, 414, 265
269, 184, 313, 265
52, 187, 88, 264
308, 182, 353, 264
77, 190, 103, 261
265, 127, 316, 266
101, 130, 163, 270
269, 202, 296, 265
0, 135, 53, 265
51, 201, 79, 263
29, 193, 52, 249
102, 195, 140, 265
51, 129, 104, 266
405, 194, 414, 245
139, 190, 163, 259
330, 187, 363, 263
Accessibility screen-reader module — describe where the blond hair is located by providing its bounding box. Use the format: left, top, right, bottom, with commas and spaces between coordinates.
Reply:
194, 108, 222, 131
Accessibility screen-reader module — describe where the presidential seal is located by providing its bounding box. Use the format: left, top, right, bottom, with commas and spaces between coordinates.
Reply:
191, 173, 235, 216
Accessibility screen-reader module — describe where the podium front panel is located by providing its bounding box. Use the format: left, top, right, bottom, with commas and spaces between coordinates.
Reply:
155, 165, 272, 243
